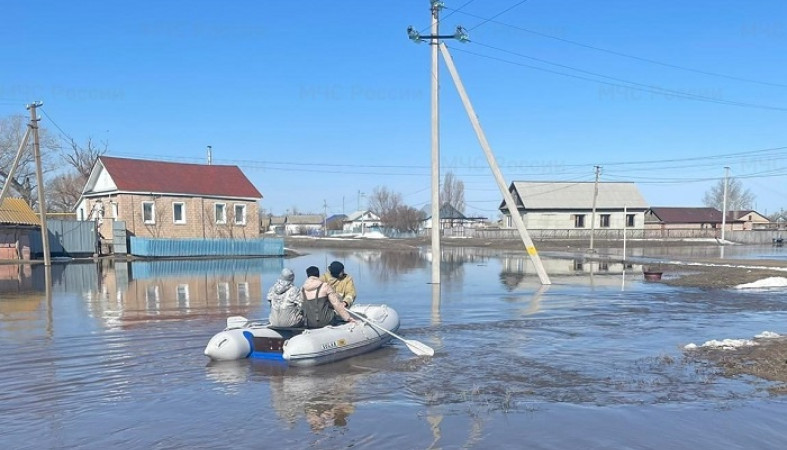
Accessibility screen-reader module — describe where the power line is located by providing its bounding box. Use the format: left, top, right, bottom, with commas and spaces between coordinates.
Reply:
447, 44, 787, 112
110, 144, 787, 172
467, 0, 530, 31
419, 0, 477, 33
447, 9, 787, 89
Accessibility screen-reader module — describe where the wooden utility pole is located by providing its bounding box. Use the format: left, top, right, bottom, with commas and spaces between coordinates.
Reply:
439, 43, 551, 285
28, 101, 51, 266
589, 165, 601, 251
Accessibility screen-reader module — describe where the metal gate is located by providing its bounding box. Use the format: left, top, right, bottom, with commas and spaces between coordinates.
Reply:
30, 219, 97, 257
112, 221, 128, 255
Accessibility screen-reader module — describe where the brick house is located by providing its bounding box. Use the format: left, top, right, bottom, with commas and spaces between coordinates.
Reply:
76, 156, 262, 240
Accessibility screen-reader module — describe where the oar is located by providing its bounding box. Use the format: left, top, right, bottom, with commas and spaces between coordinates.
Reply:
348, 310, 434, 357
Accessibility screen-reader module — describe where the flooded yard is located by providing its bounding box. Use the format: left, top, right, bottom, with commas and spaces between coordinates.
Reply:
2, 245, 787, 448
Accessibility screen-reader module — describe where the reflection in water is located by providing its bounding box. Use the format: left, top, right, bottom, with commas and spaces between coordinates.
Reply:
206, 358, 369, 433
500, 254, 643, 289
1, 258, 285, 329
431, 284, 441, 326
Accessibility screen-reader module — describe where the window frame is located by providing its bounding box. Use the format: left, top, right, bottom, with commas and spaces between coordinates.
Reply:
214, 203, 227, 224
600, 214, 611, 228
233, 203, 246, 225
173, 202, 186, 224
142, 201, 156, 224
573, 214, 586, 228
626, 213, 635, 228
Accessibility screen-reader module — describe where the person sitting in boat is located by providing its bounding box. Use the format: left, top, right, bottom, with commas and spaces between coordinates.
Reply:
267, 268, 303, 328
320, 261, 357, 308
301, 266, 355, 329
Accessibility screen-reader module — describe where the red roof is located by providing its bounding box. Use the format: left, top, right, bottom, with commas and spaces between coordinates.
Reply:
99, 156, 262, 199
648, 207, 722, 223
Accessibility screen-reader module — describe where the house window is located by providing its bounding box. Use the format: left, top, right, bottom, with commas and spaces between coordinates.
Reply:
176, 284, 190, 309
573, 214, 585, 228
215, 203, 227, 224
173, 202, 186, 224
234, 204, 246, 225
142, 201, 155, 224
217, 282, 229, 305
600, 214, 611, 228
146, 285, 160, 313
237, 282, 249, 305
626, 214, 635, 227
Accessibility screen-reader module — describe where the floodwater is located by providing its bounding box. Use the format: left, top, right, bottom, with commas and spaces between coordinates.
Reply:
2, 246, 787, 449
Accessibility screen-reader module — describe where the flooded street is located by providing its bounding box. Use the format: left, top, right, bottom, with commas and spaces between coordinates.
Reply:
2, 246, 787, 449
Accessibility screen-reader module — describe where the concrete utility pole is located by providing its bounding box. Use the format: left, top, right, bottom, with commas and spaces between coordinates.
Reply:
323, 199, 328, 236
589, 165, 601, 251
430, 1, 440, 285
721, 166, 730, 242
408, 1, 468, 285
28, 102, 51, 266
439, 43, 551, 285
0, 125, 32, 205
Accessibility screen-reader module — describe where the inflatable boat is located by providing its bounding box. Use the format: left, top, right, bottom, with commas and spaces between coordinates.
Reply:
204, 304, 401, 366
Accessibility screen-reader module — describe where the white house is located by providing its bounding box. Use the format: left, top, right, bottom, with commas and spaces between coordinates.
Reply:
420, 203, 487, 230
500, 181, 649, 230
342, 210, 381, 234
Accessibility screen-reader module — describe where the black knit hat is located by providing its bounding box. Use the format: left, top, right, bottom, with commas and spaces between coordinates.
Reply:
329, 261, 344, 277
306, 266, 320, 278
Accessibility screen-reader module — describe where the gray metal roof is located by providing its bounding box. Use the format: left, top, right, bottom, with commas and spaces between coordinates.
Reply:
508, 182, 648, 210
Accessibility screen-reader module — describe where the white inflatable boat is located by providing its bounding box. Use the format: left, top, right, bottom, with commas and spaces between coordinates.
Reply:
204, 304, 401, 366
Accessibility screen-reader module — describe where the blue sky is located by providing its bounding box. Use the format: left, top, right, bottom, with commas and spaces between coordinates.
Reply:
3, 0, 786, 217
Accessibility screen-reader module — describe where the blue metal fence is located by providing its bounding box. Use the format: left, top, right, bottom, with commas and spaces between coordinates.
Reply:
130, 258, 283, 279
128, 237, 284, 258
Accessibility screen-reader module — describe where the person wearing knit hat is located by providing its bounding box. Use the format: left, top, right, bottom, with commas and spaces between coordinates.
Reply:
320, 260, 357, 308
300, 265, 355, 328
266, 267, 303, 327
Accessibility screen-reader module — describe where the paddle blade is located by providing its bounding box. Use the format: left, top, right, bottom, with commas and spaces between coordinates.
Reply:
404, 339, 435, 357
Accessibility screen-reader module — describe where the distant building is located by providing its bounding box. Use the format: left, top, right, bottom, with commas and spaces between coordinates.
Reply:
500, 181, 648, 230
645, 207, 722, 230
284, 214, 324, 235
325, 214, 348, 231
343, 210, 381, 234
420, 203, 486, 230
0, 198, 39, 260
726, 210, 771, 231
76, 156, 263, 240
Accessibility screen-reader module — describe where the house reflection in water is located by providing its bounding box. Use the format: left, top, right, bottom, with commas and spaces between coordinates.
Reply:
500, 254, 643, 290
0, 258, 284, 327
107, 258, 282, 323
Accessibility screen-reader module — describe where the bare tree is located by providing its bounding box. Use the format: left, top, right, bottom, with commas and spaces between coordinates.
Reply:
441, 171, 465, 213
702, 177, 756, 212
388, 204, 423, 232
368, 186, 403, 226
46, 172, 83, 213
46, 138, 108, 212
0, 115, 59, 208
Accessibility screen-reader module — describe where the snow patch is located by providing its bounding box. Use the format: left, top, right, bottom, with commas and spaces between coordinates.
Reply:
735, 277, 787, 289
684, 331, 781, 350
755, 331, 781, 339
361, 231, 387, 239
